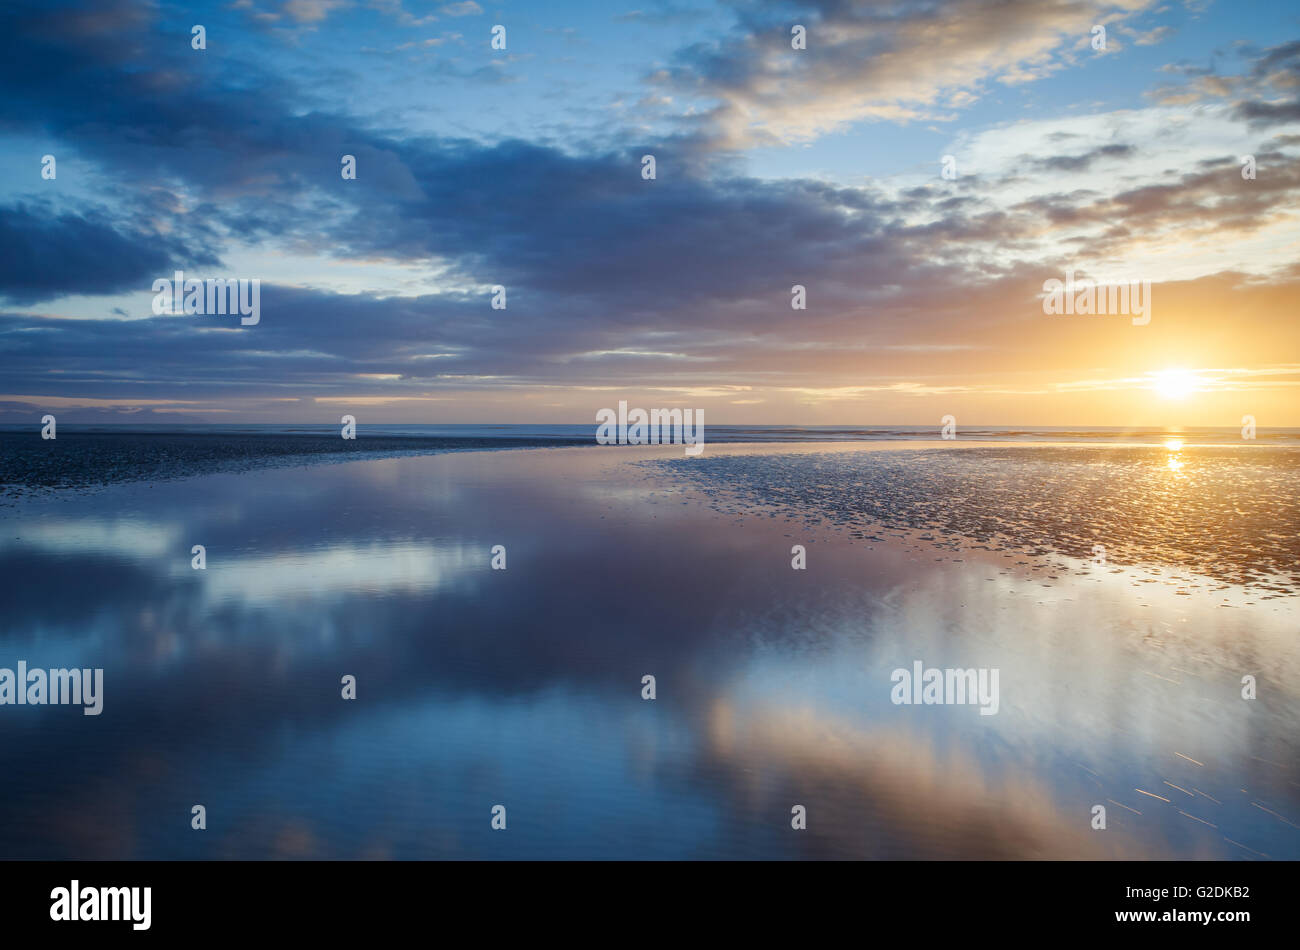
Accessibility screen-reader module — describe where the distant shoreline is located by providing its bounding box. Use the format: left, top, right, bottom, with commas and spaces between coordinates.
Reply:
2, 422, 1297, 443
0, 430, 592, 501
2, 428, 1297, 503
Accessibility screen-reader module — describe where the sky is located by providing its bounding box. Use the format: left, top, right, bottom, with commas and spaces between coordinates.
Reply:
1, 0, 1298, 426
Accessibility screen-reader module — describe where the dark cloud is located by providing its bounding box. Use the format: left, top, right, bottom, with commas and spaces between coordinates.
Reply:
1028, 144, 1136, 173
1164, 38, 1300, 126
0, 204, 211, 304
1234, 99, 1300, 125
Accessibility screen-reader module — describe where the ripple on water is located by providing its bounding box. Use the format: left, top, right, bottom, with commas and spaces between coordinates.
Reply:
639, 446, 1300, 596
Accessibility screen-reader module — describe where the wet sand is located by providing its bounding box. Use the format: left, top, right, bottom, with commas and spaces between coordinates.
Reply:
639, 439, 1300, 596
0, 429, 588, 500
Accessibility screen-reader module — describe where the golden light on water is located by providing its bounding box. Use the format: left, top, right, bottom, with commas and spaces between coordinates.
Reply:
1164, 436, 1186, 471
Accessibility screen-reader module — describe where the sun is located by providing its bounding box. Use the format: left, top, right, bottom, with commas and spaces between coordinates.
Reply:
1150, 368, 1200, 400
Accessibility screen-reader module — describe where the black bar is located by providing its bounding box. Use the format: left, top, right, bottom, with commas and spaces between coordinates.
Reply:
1, 860, 1288, 937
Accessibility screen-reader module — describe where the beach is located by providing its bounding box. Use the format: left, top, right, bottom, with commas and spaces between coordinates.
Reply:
0, 440, 1296, 859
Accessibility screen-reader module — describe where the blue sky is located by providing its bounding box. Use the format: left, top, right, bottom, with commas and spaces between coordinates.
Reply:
2, 0, 1298, 424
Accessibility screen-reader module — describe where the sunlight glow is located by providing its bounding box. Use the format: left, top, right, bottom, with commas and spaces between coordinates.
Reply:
1151, 368, 1201, 400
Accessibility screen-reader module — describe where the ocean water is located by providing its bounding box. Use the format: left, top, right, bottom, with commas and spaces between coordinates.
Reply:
0, 442, 1296, 859
5, 422, 1298, 444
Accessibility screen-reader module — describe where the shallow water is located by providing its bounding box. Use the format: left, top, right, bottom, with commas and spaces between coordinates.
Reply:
0, 444, 1296, 859
641, 443, 1300, 596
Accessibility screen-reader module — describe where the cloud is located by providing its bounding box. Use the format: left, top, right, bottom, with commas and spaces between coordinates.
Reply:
615, 1, 708, 26
282, 0, 350, 23
0, 204, 216, 304
1118, 23, 1173, 46
439, 1, 481, 16
651, 0, 1157, 148
1027, 143, 1136, 172
1148, 38, 1300, 127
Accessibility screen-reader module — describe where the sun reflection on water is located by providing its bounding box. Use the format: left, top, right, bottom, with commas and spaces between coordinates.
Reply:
1163, 438, 1186, 472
